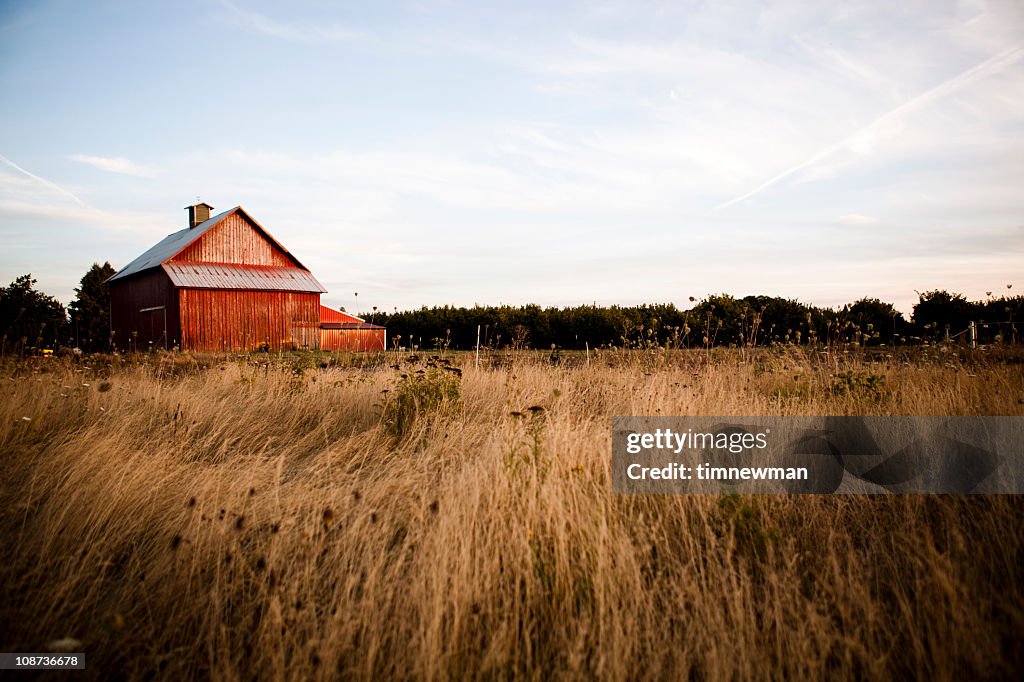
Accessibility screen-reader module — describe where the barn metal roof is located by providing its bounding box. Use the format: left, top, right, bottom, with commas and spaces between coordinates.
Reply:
107, 206, 311, 283
164, 262, 326, 292
108, 208, 234, 282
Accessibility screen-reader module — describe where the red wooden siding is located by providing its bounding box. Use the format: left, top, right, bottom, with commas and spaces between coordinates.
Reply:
320, 328, 386, 351
178, 289, 320, 351
173, 212, 296, 267
109, 270, 181, 351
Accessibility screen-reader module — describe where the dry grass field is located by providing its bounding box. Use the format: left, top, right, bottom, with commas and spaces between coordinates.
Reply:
1, 347, 1023, 680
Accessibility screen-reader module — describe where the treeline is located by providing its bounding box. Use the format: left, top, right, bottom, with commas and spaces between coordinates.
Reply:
363, 290, 1021, 351
1, 264, 115, 354
1, 267, 1020, 354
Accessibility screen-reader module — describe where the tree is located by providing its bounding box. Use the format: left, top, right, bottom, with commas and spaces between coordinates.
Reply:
841, 298, 908, 345
68, 262, 116, 351
742, 296, 820, 346
978, 294, 1022, 344
912, 290, 981, 340
687, 295, 820, 346
0, 274, 68, 354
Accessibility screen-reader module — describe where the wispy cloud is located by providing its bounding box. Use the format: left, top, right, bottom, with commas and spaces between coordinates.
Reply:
69, 154, 155, 178
839, 214, 879, 225
792, 34, 891, 89
218, 0, 362, 43
0, 154, 84, 206
714, 42, 1024, 211
0, 199, 163, 231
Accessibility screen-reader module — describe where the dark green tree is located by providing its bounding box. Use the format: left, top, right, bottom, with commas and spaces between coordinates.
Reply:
689, 295, 747, 346
742, 296, 821, 346
978, 294, 1022, 344
68, 262, 116, 351
841, 298, 908, 345
912, 290, 981, 340
0, 274, 68, 354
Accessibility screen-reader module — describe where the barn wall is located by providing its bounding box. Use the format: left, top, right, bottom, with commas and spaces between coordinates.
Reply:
174, 212, 295, 267
109, 270, 180, 351
320, 328, 386, 352
178, 289, 320, 351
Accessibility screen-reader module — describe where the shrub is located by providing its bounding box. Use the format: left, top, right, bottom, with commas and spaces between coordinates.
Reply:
382, 365, 461, 439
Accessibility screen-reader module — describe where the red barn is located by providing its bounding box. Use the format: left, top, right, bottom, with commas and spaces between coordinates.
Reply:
108, 203, 329, 352
319, 305, 387, 351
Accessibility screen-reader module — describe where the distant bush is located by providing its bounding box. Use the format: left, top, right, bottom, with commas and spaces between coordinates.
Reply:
383, 361, 462, 439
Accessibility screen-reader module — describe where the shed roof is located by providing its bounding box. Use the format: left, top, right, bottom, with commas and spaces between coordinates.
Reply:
108, 206, 311, 283
320, 305, 365, 324
320, 321, 387, 330
319, 305, 384, 329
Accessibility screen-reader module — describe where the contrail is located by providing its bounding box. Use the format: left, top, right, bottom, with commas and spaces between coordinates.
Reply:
713, 43, 1024, 211
0, 153, 86, 206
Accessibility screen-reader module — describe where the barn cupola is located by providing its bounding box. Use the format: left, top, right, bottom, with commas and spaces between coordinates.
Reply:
186, 202, 214, 229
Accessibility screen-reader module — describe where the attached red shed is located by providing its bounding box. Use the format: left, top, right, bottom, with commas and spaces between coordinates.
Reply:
319, 305, 387, 351
108, 204, 328, 352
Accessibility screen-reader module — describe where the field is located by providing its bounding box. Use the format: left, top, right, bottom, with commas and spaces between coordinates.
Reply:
1, 347, 1023, 680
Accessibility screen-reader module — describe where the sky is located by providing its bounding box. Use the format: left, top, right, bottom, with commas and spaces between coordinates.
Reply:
1, 0, 1022, 316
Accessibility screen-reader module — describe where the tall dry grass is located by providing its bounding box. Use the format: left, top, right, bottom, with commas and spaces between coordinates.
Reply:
1, 348, 1022, 680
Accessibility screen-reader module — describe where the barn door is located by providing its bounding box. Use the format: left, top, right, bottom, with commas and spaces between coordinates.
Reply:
290, 324, 316, 350
139, 306, 167, 350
